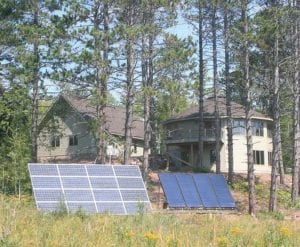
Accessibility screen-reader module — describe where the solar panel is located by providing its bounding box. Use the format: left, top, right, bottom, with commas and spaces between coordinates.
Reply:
159, 173, 235, 210
193, 174, 220, 208
28, 163, 151, 215
176, 174, 203, 208
209, 174, 236, 208
159, 173, 186, 208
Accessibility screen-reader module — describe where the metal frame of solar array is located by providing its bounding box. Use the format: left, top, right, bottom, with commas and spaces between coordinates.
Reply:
159, 173, 236, 209
28, 164, 151, 215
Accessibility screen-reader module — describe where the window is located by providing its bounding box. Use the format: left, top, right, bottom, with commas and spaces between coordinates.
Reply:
253, 150, 265, 165
233, 120, 245, 135
69, 135, 78, 146
252, 121, 264, 136
210, 150, 216, 164
51, 136, 60, 148
268, 152, 273, 166
267, 123, 273, 138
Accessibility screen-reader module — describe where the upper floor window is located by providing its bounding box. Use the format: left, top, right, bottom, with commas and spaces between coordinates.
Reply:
233, 120, 245, 135
69, 135, 78, 146
51, 136, 60, 148
252, 121, 264, 137
253, 150, 265, 165
267, 123, 273, 138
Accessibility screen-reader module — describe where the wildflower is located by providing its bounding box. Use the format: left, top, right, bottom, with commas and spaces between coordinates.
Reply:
126, 231, 135, 238
216, 236, 229, 247
229, 226, 241, 236
279, 226, 292, 238
144, 232, 160, 241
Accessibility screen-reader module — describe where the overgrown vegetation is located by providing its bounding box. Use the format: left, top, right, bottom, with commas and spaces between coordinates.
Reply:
0, 195, 300, 246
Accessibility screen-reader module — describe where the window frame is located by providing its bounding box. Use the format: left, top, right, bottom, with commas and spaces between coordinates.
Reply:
252, 121, 264, 137
69, 135, 78, 146
51, 135, 60, 148
233, 119, 245, 135
253, 150, 265, 165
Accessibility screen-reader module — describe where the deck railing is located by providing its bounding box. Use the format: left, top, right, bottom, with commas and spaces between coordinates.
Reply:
164, 128, 221, 143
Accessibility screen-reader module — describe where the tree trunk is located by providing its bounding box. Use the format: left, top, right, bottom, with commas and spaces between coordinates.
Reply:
94, 1, 109, 164
269, 4, 280, 211
31, 4, 39, 163
224, 0, 234, 183
124, 2, 135, 165
242, 0, 256, 216
198, 0, 205, 168
292, 0, 300, 201
142, 7, 153, 181
212, 0, 221, 173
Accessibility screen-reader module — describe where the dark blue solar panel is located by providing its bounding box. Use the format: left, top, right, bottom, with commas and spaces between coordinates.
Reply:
31, 177, 61, 188
159, 173, 185, 208
86, 165, 114, 176
67, 202, 97, 213
64, 190, 94, 201
193, 174, 220, 208
61, 177, 90, 188
114, 166, 140, 177
93, 190, 121, 201
96, 202, 125, 214
29, 164, 58, 176
58, 165, 86, 176
209, 175, 236, 208
90, 177, 118, 188
117, 177, 144, 188
176, 174, 203, 208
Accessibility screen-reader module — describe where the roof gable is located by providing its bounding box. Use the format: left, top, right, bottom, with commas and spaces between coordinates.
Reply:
166, 98, 272, 122
40, 94, 144, 140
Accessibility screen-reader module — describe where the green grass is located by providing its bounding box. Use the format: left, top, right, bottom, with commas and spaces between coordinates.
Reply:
1, 195, 300, 247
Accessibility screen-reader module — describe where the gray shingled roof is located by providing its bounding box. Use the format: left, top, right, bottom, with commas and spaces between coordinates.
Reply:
62, 94, 144, 140
166, 97, 272, 122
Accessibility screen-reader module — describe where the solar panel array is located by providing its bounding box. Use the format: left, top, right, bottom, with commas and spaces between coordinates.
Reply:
159, 173, 236, 209
28, 164, 151, 215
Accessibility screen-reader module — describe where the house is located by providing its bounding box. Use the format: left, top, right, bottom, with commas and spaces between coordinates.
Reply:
37, 94, 144, 163
163, 97, 273, 174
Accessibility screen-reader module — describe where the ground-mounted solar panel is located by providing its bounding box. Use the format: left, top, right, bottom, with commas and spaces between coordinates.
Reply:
176, 174, 203, 208
159, 173, 235, 210
159, 173, 186, 208
193, 174, 220, 208
209, 174, 236, 208
28, 163, 151, 215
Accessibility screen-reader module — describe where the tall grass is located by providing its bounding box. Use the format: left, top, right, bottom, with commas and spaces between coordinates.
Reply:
1, 195, 300, 247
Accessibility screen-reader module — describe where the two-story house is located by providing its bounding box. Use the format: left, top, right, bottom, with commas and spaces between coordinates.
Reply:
37, 94, 144, 163
164, 97, 273, 173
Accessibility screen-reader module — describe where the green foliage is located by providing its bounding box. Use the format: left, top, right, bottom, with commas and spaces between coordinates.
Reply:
192, 166, 212, 173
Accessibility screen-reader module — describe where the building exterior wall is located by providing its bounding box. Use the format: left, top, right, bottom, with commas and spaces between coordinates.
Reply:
164, 117, 272, 174
37, 113, 97, 162
38, 111, 144, 163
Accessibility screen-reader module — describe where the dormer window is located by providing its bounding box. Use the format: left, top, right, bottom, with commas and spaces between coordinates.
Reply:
69, 135, 78, 146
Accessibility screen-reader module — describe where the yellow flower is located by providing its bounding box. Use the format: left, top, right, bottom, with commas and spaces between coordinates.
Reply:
279, 227, 292, 238
216, 236, 229, 247
230, 226, 241, 236
126, 231, 135, 238
144, 232, 160, 241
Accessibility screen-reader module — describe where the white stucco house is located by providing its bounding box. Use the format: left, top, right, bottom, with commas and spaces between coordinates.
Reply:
37, 94, 144, 163
163, 97, 273, 174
